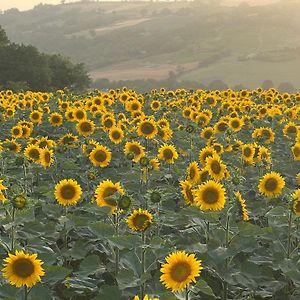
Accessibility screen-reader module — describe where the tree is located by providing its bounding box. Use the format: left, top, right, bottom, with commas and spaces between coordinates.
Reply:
0, 26, 9, 46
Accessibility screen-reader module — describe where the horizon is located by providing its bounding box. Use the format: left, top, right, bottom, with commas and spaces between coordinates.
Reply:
0, 0, 280, 12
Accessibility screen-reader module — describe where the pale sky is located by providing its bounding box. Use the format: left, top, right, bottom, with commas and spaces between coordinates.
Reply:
0, 0, 76, 11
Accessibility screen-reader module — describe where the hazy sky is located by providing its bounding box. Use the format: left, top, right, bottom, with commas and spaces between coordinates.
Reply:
0, 0, 75, 11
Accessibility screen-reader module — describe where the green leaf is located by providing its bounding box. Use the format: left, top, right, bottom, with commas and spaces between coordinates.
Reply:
194, 279, 215, 297
95, 285, 122, 300
89, 222, 115, 239
43, 265, 72, 284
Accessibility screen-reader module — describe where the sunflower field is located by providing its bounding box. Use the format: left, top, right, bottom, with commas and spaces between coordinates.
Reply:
0, 88, 300, 300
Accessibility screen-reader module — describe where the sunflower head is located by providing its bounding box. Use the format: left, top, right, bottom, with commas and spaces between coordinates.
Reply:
54, 179, 82, 206
258, 172, 285, 198
2, 250, 45, 288
158, 144, 178, 164
160, 251, 203, 292
127, 208, 153, 232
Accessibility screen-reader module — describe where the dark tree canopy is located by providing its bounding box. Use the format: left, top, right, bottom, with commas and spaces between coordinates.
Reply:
0, 25, 90, 91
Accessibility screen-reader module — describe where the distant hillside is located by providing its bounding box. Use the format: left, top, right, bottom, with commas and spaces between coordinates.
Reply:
1, 0, 300, 89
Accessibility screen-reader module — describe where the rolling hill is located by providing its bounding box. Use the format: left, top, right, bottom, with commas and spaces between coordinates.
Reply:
1, 0, 300, 89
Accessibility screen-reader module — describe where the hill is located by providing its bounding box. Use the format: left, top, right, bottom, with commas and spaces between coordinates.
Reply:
1, 0, 300, 89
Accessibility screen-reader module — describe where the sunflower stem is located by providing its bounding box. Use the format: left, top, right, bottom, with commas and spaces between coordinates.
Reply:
63, 206, 68, 250
10, 206, 16, 252
23, 163, 27, 195
287, 204, 293, 259
140, 231, 146, 299
223, 214, 230, 300
185, 286, 189, 300
24, 285, 28, 300
114, 212, 120, 276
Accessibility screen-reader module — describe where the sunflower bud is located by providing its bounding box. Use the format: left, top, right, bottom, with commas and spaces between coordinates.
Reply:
150, 191, 161, 203
87, 170, 97, 180
126, 152, 135, 160
13, 194, 27, 209
140, 156, 149, 167
118, 195, 131, 210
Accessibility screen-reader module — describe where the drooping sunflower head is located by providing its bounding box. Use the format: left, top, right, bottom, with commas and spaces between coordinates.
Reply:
89, 145, 111, 168
186, 161, 200, 184
180, 180, 196, 206
137, 119, 158, 139
258, 172, 285, 198
193, 180, 226, 211
94, 179, 125, 213
124, 141, 145, 163
127, 208, 153, 232
2, 250, 45, 288
157, 144, 178, 164
54, 179, 82, 206
39, 147, 54, 169
160, 251, 203, 292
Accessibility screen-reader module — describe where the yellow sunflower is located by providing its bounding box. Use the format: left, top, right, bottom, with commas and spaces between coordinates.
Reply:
24, 144, 41, 163
200, 127, 214, 140
186, 161, 200, 184
49, 112, 63, 127
296, 173, 300, 185
89, 145, 112, 167
160, 251, 202, 292
109, 127, 124, 144
94, 179, 124, 213
39, 147, 54, 169
137, 119, 158, 139
133, 295, 159, 300
258, 172, 285, 198
0, 179, 7, 203
291, 143, 300, 160
241, 144, 255, 164
205, 154, 227, 181
76, 119, 95, 137
127, 208, 153, 232
180, 180, 196, 206
193, 180, 226, 211
293, 190, 300, 217
2, 250, 44, 288
157, 144, 178, 164
235, 191, 249, 221
54, 179, 82, 206
124, 141, 145, 163
29, 110, 43, 125
149, 158, 160, 171
229, 117, 244, 132
11, 125, 23, 139
198, 146, 216, 165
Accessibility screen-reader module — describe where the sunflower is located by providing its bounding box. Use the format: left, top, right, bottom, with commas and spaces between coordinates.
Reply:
258, 172, 285, 198
149, 158, 160, 171
94, 179, 124, 213
180, 180, 196, 205
133, 295, 159, 300
59, 133, 78, 147
205, 154, 227, 181
24, 144, 41, 163
39, 147, 54, 169
157, 144, 178, 164
186, 161, 200, 184
235, 191, 249, 221
49, 112, 63, 127
200, 127, 214, 140
160, 251, 202, 292
54, 179, 82, 206
199, 146, 216, 165
297, 173, 300, 185
137, 119, 158, 139
150, 100, 161, 111
2, 139, 22, 154
11, 125, 23, 139
0, 179, 7, 203
89, 145, 111, 167
293, 190, 300, 217
29, 110, 43, 125
102, 117, 115, 132
283, 122, 298, 138
2, 250, 44, 288
109, 127, 124, 144
127, 208, 153, 232
193, 180, 226, 211
76, 119, 95, 137
228, 117, 244, 132
73, 107, 87, 122
291, 143, 300, 160
241, 144, 255, 164
124, 141, 145, 163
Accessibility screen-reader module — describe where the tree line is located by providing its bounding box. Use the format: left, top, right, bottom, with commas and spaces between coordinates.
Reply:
0, 26, 90, 92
